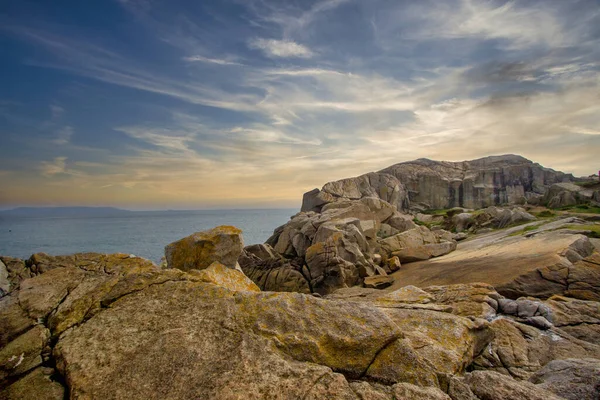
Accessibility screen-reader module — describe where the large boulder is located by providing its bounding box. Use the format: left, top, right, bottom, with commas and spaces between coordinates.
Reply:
165, 225, 243, 271
545, 182, 597, 208
379, 226, 457, 263
388, 226, 598, 300
545, 295, 600, 344
472, 317, 600, 379
529, 358, 600, 400
461, 370, 565, 400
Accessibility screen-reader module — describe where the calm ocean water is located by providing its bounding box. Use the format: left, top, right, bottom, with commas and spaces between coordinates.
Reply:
0, 209, 296, 263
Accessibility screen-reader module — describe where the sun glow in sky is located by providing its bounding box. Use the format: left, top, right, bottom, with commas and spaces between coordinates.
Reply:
1, 0, 599, 209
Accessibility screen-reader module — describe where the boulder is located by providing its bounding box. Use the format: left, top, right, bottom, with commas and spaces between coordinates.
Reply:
165, 225, 243, 271
238, 254, 311, 294
387, 256, 401, 272
0, 256, 31, 295
529, 358, 600, 400
364, 275, 394, 289
545, 182, 597, 208
0, 324, 50, 383
472, 317, 600, 379
422, 283, 500, 320
243, 243, 280, 261
388, 228, 598, 301
463, 370, 565, 400
0, 367, 64, 400
545, 295, 600, 344
380, 226, 457, 263
385, 212, 417, 233
452, 213, 474, 232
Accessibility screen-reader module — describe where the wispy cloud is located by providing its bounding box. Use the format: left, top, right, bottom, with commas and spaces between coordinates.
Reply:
53, 126, 73, 145
248, 38, 313, 58
39, 157, 68, 176
183, 55, 244, 66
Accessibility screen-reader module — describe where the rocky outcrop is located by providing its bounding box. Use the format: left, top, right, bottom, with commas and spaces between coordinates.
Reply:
379, 226, 457, 263
3, 233, 600, 399
442, 206, 536, 233
544, 182, 600, 208
240, 197, 456, 294
164, 225, 243, 271
301, 172, 410, 213
389, 218, 598, 301
529, 358, 600, 400
380, 155, 573, 210
302, 155, 573, 213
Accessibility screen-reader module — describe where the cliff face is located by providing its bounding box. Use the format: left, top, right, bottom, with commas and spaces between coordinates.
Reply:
302, 155, 573, 212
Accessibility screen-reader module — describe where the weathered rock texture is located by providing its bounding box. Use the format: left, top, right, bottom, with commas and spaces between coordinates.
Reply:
380, 155, 573, 210
302, 155, 573, 213
165, 225, 243, 271
388, 218, 599, 301
3, 249, 598, 399
544, 182, 600, 208
240, 197, 456, 294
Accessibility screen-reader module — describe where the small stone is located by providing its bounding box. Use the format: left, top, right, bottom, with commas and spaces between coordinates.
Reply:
364, 275, 394, 289
388, 256, 401, 272
525, 316, 553, 330
374, 266, 388, 276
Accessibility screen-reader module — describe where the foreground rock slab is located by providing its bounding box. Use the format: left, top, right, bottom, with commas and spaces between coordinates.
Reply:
2, 238, 599, 399
388, 225, 597, 300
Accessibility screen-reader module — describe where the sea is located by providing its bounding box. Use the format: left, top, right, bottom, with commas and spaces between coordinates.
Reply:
0, 209, 297, 263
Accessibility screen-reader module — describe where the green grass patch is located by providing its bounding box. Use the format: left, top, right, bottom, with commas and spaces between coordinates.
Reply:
413, 218, 432, 228
508, 224, 538, 237
558, 205, 600, 214
574, 181, 600, 188
563, 224, 600, 238
535, 210, 556, 218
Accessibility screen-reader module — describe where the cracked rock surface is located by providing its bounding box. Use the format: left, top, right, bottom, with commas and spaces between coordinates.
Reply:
1, 249, 599, 399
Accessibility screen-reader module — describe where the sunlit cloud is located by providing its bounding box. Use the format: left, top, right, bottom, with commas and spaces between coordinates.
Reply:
39, 157, 68, 177
248, 38, 313, 58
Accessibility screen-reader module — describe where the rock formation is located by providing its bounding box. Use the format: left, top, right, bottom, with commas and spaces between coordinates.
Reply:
544, 182, 600, 209
240, 155, 595, 295
302, 155, 573, 213
239, 197, 457, 294
2, 244, 599, 399
388, 217, 600, 300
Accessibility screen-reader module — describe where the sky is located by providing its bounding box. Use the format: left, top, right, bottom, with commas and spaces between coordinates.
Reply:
1, 0, 599, 210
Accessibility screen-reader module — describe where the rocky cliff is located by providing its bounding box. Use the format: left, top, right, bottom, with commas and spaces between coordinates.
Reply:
302, 155, 574, 212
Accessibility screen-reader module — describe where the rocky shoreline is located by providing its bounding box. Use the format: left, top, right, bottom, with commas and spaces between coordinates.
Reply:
1, 154, 600, 399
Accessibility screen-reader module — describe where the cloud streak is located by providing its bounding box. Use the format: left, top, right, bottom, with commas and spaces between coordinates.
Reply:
248, 38, 314, 58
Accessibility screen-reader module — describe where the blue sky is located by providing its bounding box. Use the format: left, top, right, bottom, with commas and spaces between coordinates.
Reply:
1, 0, 599, 209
